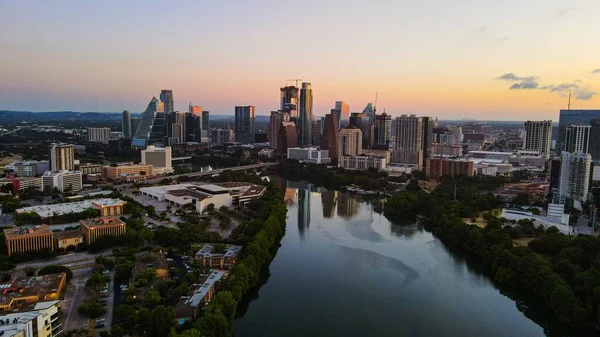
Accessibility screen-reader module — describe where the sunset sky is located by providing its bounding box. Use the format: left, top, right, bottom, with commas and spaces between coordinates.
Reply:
1, 0, 599, 120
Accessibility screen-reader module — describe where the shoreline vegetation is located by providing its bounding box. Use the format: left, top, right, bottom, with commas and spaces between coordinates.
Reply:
279, 162, 600, 331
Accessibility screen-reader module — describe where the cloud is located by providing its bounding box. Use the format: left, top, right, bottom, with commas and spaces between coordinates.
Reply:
510, 81, 539, 90
591, 69, 600, 74
549, 83, 579, 93
496, 73, 538, 82
575, 90, 597, 100
557, 8, 577, 17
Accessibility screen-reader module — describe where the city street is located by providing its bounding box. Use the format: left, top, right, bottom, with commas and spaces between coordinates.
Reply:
14, 250, 113, 271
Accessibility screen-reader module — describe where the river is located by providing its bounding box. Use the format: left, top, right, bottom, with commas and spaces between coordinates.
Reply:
234, 181, 595, 337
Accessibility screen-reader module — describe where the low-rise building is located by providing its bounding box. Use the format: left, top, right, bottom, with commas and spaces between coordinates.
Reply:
87, 127, 111, 143
173, 271, 225, 326
4, 160, 49, 177
80, 216, 126, 245
384, 163, 419, 175
79, 163, 103, 176
41, 170, 83, 192
3, 225, 54, 257
338, 155, 387, 171
16, 198, 125, 218
426, 158, 474, 180
0, 300, 62, 337
102, 164, 153, 180
287, 147, 330, 164
54, 230, 84, 251
0, 177, 42, 191
500, 206, 570, 235
431, 143, 462, 157
131, 251, 169, 283
0, 274, 66, 312
195, 244, 242, 269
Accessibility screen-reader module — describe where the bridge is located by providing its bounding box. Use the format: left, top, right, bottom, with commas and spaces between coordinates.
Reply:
140, 162, 279, 184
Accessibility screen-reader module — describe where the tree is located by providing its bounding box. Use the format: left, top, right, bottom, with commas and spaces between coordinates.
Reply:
512, 192, 530, 206
147, 306, 174, 337
78, 301, 106, 337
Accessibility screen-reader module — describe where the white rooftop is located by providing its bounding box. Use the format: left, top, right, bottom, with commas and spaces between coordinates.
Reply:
185, 271, 225, 308
16, 198, 124, 218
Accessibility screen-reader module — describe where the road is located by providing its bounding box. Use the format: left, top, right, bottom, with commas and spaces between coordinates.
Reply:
15, 250, 113, 271
98, 270, 116, 333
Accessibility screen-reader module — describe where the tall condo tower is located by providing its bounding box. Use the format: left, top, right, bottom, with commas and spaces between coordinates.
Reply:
160, 89, 174, 144
299, 82, 313, 146
523, 120, 553, 158
235, 106, 256, 144
121, 110, 132, 138
280, 86, 299, 118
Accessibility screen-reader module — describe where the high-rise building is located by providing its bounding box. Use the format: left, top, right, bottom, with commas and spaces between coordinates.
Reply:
280, 86, 299, 118
338, 125, 363, 157
160, 89, 174, 144
189, 104, 202, 116
185, 112, 202, 142
562, 124, 591, 154
392, 115, 424, 167
131, 118, 141, 136
172, 111, 187, 144
49, 143, 74, 171
559, 152, 592, 210
523, 120, 552, 158
590, 119, 600, 162
421, 116, 434, 168
132, 97, 165, 148
141, 145, 173, 174
269, 111, 290, 151
87, 127, 111, 143
331, 101, 350, 128
202, 111, 210, 133
373, 113, 392, 150
278, 122, 298, 155
363, 103, 375, 125
558, 109, 600, 152
42, 170, 83, 192
312, 119, 323, 146
321, 113, 339, 163
426, 158, 474, 180
235, 106, 256, 143
122, 110, 132, 138
298, 82, 313, 146
350, 112, 373, 149
211, 128, 235, 145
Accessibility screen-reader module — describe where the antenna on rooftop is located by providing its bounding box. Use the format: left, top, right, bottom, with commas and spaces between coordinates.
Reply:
568, 89, 572, 110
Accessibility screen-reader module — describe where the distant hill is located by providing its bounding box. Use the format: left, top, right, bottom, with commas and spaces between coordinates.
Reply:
0, 111, 138, 123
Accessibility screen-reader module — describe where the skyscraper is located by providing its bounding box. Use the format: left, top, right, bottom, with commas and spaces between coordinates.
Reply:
189, 104, 202, 116
280, 86, 299, 118
363, 103, 375, 125
523, 120, 553, 158
132, 97, 165, 148
235, 106, 255, 143
373, 113, 392, 150
350, 112, 373, 150
172, 111, 187, 144
331, 101, 350, 128
559, 152, 592, 210
321, 113, 339, 163
338, 125, 363, 157
392, 115, 424, 168
160, 90, 174, 144
312, 119, 323, 146
278, 122, 298, 155
49, 143, 75, 171
421, 116, 434, 168
590, 119, 600, 162
202, 111, 210, 134
269, 111, 290, 151
558, 109, 600, 152
122, 110, 132, 139
185, 112, 202, 142
299, 82, 313, 146
562, 124, 591, 154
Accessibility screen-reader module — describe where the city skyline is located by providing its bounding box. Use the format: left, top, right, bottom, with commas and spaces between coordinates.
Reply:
1, 1, 600, 119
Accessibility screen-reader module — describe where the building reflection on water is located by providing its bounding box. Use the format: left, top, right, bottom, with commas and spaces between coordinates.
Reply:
284, 188, 297, 205
320, 190, 337, 218
337, 192, 360, 219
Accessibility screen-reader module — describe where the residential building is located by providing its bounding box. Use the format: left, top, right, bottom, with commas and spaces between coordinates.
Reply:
392, 114, 431, 169
558, 109, 600, 152
141, 145, 173, 174
87, 127, 111, 143
280, 86, 299, 118
189, 104, 202, 117
426, 158, 474, 180
41, 170, 82, 192
4, 160, 49, 177
0, 177, 42, 191
278, 122, 298, 155
338, 125, 363, 157
132, 96, 165, 148
268, 111, 290, 151
550, 156, 562, 189
122, 110, 132, 138
523, 120, 552, 158
195, 244, 242, 269
331, 101, 350, 128
15, 198, 126, 218
431, 143, 462, 157
173, 271, 226, 326
80, 216, 127, 244
558, 152, 592, 210
562, 124, 591, 154
185, 112, 202, 142
590, 119, 600, 162
373, 113, 392, 150
48, 143, 74, 171
311, 119, 322, 146
234, 106, 256, 143
4, 225, 54, 257
202, 111, 210, 133
211, 128, 234, 144
339, 155, 387, 171
298, 82, 313, 146
321, 113, 339, 162
170, 111, 187, 144
0, 274, 66, 312
102, 164, 153, 180
79, 163, 102, 176
0, 300, 62, 337
287, 147, 330, 164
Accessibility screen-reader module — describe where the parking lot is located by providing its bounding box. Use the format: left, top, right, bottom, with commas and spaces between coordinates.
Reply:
62, 267, 93, 331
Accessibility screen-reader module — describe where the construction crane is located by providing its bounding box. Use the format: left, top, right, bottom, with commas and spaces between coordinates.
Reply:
286, 79, 302, 87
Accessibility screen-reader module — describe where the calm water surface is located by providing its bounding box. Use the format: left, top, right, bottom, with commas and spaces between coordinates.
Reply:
235, 182, 593, 337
